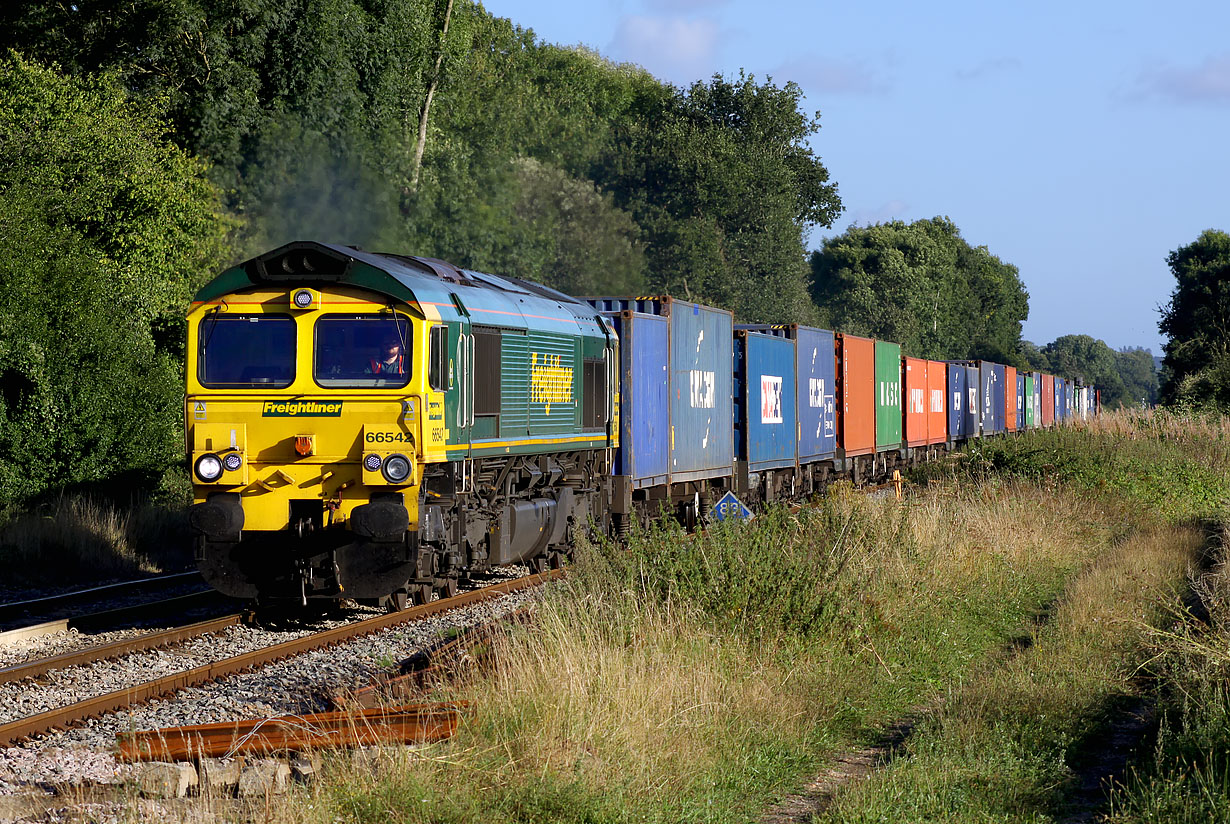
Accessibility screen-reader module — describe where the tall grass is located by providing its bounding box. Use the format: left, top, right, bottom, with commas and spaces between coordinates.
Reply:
0, 495, 191, 587
292, 479, 1118, 824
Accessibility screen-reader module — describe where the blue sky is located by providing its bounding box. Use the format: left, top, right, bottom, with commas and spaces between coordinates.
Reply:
481, 0, 1230, 354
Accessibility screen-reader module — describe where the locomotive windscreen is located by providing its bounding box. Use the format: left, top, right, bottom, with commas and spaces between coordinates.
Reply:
198, 314, 296, 388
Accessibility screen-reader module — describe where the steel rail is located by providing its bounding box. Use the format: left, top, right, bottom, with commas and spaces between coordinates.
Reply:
0, 572, 202, 624
0, 613, 244, 686
0, 590, 232, 647
117, 702, 467, 761
0, 570, 562, 747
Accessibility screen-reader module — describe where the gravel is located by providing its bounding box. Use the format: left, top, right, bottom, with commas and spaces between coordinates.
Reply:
0, 574, 539, 795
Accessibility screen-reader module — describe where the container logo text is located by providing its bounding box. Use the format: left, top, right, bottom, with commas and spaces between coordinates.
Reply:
879, 380, 901, 409
262, 400, 343, 417
690, 370, 715, 409
930, 389, 944, 413
761, 375, 783, 424
909, 388, 925, 414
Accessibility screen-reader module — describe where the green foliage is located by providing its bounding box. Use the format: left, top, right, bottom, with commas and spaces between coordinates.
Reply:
811, 217, 1028, 360
596, 71, 842, 322
0, 55, 230, 503
1159, 229, 1230, 409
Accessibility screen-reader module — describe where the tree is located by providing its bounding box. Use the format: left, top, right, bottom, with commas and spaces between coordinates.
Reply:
1042, 335, 1127, 408
810, 217, 1028, 360
0, 55, 231, 502
1116, 347, 1158, 407
1159, 229, 1230, 408
598, 72, 842, 321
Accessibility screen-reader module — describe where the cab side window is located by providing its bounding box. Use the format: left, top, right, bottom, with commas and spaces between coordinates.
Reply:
429, 326, 448, 391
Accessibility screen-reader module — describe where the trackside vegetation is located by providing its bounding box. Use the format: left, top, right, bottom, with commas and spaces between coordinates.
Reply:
226, 410, 1224, 824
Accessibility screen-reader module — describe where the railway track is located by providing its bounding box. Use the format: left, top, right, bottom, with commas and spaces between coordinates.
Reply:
0, 572, 204, 626
0, 589, 236, 647
0, 570, 561, 747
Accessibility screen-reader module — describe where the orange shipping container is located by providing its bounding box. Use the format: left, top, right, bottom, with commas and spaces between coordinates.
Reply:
1041, 374, 1055, 426
926, 360, 948, 444
836, 333, 875, 457
1005, 366, 1018, 432
903, 357, 928, 447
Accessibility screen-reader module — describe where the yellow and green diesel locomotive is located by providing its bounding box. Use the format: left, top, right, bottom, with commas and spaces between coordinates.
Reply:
186, 242, 618, 608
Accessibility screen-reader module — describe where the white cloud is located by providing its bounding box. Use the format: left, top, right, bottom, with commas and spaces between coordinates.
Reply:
771, 55, 889, 96
1136, 54, 1230, 104
608, 15, 721, 84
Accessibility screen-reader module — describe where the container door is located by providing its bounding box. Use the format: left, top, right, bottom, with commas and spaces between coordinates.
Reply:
797, 327, 836, 461
948, 365, 965, 440
874, 341, 902, 450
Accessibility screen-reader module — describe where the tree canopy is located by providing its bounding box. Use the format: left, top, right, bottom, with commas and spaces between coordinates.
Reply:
810, 217, 1028, 361
1159, 229, 1230, 409
0, 54, 230, 501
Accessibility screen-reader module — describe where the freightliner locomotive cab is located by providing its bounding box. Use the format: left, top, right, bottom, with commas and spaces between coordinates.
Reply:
186, 242, 618, 608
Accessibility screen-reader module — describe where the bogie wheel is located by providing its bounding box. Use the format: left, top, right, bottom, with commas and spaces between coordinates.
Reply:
382, 588, 409, 613
531, 555, 548, 575
410, 584, 433, 606
434, 578, 459, 600
549, 550, 566, 570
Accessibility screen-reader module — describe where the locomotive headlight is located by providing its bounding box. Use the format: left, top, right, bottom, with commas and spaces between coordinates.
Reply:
381, 453, 412, 484
363, 453, 383, 472
291, 288, 315, 309
222, 452, 243, 472
194, 453, 224, 482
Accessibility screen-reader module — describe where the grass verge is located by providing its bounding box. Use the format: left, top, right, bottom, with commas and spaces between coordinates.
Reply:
290, 476, 1133, 823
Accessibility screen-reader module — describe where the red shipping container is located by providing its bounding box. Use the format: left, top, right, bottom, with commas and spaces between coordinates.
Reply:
1005, 366, 1018, 432
836, 333, 875, 457
1041, 374, 1055, 426
903, 357, 928, 447
926, 360, 948, 444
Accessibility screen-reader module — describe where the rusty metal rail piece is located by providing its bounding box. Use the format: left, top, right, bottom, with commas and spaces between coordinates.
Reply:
117, 702, 466, 761
0, 613, 243, 686
0, 570, 561, 747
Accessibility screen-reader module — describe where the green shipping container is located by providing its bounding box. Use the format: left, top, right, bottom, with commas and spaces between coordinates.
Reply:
875, 340, 902, 450
1024, 374, 1035, 427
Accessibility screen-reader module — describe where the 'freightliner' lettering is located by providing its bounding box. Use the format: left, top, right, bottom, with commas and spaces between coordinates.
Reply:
262, 401, 344, 417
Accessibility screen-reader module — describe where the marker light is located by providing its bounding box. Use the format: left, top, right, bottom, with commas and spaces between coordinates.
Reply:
363, 454, 383, 472
195, 454, 224, 482
381, 454, 412, 484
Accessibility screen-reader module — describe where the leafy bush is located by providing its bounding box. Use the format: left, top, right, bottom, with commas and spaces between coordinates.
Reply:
0, 54, 231, 503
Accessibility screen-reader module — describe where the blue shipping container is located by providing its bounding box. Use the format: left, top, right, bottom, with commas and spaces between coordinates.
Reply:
980, 362, 1006, 435
586, 296, 733, 485
1032, 372, 1043, 428
795, 326, 837, 462
738, 325, 836, 464
609, 310, 669, 488
734, 329, 797, 472
964, 364, 981, 437
1016, 374, 1025, 430
947, 363, 967, 440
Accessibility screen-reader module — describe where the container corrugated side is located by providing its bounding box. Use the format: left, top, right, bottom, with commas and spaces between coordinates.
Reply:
1005, 366, 1018, 431
947, 363, 967, 440
669, 299, 734, 482
1032, 372, 1042, 428
836, 333, 875, 457
926, 360, 948, 444
612, 311, 669, 487
1041, 374, 1055, 426
964, 364, 981, 437
904, 357, 928, 448
794, 326, 837, 462
734, 330, 797, 472
1016, 373, 1026, 430
875, 341, 903, 451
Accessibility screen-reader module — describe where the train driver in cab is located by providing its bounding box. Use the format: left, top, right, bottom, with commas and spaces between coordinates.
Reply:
367, 334, 405, 376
